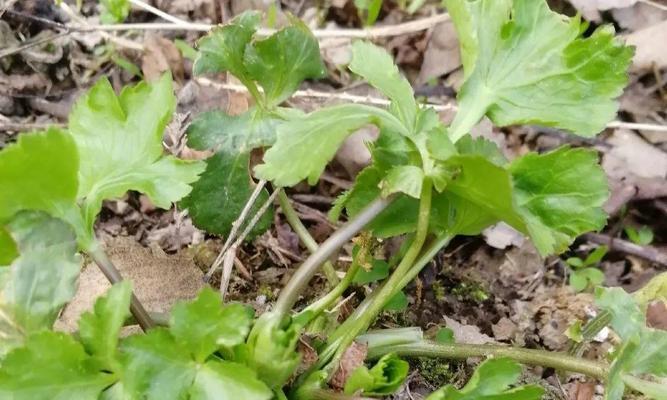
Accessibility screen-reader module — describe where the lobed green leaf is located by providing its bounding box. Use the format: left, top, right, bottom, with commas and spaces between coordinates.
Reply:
446, 0, 633, 139
0, 212, 80, 357
344, 353, 409, 396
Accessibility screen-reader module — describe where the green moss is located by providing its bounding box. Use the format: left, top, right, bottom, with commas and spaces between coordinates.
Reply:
413, 357, 456, 387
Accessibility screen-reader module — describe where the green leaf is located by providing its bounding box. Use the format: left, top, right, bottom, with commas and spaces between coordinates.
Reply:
583, 245, 608, 266
120, 329, 196, 399
625, 225, 654, 246
0, 226, 17, 265
68, 75, 204, 242
446, 0, 632, 139
0, 212, 80, 357
354, 259, 390, 285
255, 104, 404, 187
425, 358, 544, 400
455, 135, 506, 166
383, 290, 409, 311
0, 332, 114, 399
78, 281, 132, 369
0, 128, 78, 223
596, 287, 667, 400
186, 109, 281, 153
381, 165, 424, 198
596, 287, 645, 341
180, 151, 273, 238
240, 312, 301, 388
435, 328, 455, 344
509, 147, 608, 255
344, 353, 409, 395
193, 11, 261, 87
174, 39, 198, 61
244, 19, 326, 107
100, 0, 130, 23
566, 257, 584, 268
170, 287, 254, 363
349, 41, 417, 130
189, 361, 273, 400
569, 268, 604, 292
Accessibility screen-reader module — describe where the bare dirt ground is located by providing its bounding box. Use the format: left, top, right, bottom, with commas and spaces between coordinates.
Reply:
1, 0, 666, 398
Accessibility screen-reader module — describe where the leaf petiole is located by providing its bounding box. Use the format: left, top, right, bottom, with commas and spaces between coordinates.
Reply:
87, 244, 154, 331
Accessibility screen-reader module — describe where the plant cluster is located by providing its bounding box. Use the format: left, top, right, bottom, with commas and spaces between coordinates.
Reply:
1, 0, 666, 399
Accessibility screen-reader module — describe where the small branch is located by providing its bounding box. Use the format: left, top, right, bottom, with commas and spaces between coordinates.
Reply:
88, 246, 155, 331
128, 0, 191, 25
584, 232, 667, 267
59, 3, 144, 51
278, 190, 339, 286
0, 31, 72, 59
66, 13, 451, 38
273, 195, 393, 316
0, 122, 66, 132
368, 341, 609, 381
220, 188, 280, 299
205, 180, 267, 282
198, 80, 667, 133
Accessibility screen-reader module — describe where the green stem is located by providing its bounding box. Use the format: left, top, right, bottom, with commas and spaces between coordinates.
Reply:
273, 196, 392, 317
88, 243, 154, 331
296, 260, 361, 321
278, 190, 339, 287
329, 178, 433, 365
369, 341, 609, 381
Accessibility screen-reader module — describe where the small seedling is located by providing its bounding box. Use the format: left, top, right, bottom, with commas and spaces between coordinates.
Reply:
566, 245, 608, 292
624, 225, 654, 246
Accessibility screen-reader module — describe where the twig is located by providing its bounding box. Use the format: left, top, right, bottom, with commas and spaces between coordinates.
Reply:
0, 122, 66, 132
205, 180, 267, 282
88, 245, 154, 331
198, 79, 667, 133
220, 188, 280, 299
0, 31, 71, 59
59, 2, 144, 51
128, 0, 191, 25
639, 0, 667, 11
584, 232, 667, 267
65, 13, 451, 38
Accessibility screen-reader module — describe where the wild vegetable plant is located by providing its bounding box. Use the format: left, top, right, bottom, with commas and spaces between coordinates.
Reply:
566, 245, 608, 292
1, 0, 667, 399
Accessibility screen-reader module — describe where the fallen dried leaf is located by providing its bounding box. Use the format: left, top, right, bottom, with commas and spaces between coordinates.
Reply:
331, 341, 368, 389
418, 21, 461, 84
626, 19, 667, 70
142, 35, 184, 82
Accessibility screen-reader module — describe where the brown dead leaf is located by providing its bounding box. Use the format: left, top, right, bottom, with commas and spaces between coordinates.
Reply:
483, 223, 525, 250
647, 300, 667, 330
335, 126, 378, 177
55, 236, 205, 332
443, 316, 495, 344
142, 35, 184, 82
330, 341, 368, 390
626, 19, 667, 70
492, 317, 518, 341
603, 130, 667, 179
569, 381, 596, 400
613, 2, 667, 31
418, 21, 461, 84
568, 0, 637, 21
